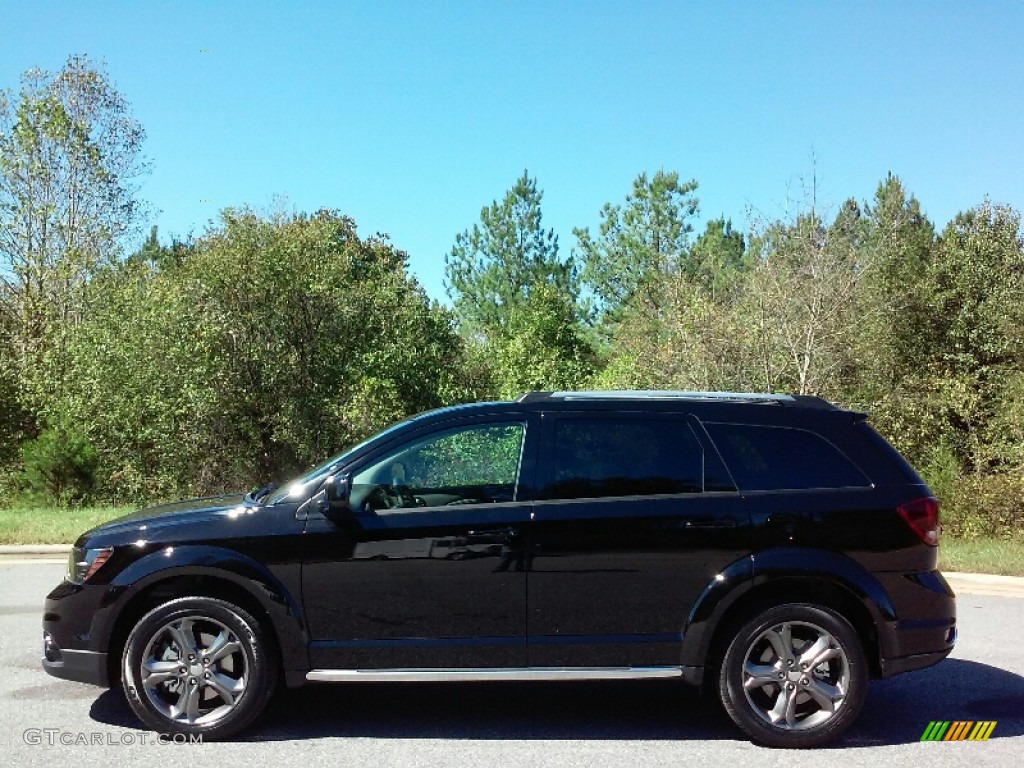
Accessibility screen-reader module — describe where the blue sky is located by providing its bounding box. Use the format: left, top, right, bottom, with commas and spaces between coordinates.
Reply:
2, 0, 1022, 301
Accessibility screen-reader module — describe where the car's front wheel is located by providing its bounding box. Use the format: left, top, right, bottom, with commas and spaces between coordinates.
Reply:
718, 603, 868, 748
122, 597, 277, 740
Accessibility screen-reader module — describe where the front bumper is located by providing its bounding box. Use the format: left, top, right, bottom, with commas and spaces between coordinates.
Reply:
42, 579, 114, 688
42, 631, 110, 686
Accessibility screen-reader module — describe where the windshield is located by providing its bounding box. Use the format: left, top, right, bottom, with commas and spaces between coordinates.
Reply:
263, 418, 413, 505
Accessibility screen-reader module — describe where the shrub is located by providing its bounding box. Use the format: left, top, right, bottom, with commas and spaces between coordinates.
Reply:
938, 472, 1024, 540
18, 422, 99, 506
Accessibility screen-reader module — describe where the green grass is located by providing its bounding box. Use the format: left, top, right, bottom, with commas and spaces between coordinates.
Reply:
938, 537, 1024, 576
1, 507, 1022, 576
0, 506, 133, 545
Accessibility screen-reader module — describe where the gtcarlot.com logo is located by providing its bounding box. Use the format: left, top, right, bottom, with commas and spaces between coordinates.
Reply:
23, 728, 202, 746
920, 721, 997, 742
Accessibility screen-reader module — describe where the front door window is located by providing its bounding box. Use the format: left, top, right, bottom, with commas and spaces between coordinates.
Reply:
352, 422, 526, 511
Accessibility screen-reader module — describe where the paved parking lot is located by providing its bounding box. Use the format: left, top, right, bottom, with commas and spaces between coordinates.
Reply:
2, 561, 1022, 767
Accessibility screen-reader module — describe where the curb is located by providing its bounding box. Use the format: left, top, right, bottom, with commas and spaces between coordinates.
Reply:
0, 544, 69, 556
943, 572, 1024, 598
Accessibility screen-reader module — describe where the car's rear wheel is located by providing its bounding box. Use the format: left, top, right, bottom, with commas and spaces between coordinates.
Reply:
122, 597, 277, 740
718, 603, 868, 748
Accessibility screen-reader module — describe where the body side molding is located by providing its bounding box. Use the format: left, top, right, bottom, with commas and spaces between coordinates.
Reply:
306, 666, 683, 683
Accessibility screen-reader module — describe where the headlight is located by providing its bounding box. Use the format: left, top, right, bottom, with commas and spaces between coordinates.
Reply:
66, 546, 114, 584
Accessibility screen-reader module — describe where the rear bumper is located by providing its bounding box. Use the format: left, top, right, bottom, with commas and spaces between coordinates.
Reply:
877, 569, 957, 678
881, 646, 954, 677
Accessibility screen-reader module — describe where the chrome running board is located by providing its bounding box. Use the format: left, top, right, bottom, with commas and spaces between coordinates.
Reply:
306, 666, 683, 683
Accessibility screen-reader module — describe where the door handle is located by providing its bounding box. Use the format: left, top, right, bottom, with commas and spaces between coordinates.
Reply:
766, 512, 803, 536
683, 517, 737, 529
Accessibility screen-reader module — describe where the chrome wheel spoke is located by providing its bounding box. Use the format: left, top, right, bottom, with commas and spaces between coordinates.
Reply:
205, 631, 242, 664
141, 659, 181, 688
743, 662, 779, 691
764, 625, 791, 663
169, 682, 190, 719
203, 629, 229, 658
742, 619, 851, 731
798, 634, 830, 667
168, 619, 198, 657
140, 613, 250, 727
805, 677, 844, 712
767, 686, 796, 726
784, 687, 798, 727
206, 671, 245, 705
183, 683, 201, 723
810, 646, 843, 667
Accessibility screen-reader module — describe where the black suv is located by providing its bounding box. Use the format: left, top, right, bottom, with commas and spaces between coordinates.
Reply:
42, 391, 956, 747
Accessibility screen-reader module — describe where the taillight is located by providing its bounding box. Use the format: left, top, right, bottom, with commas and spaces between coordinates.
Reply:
897, 497, 940, 546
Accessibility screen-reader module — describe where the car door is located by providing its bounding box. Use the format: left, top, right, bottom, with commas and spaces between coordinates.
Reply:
302, 414, 537, 670
527, 410, 751, 667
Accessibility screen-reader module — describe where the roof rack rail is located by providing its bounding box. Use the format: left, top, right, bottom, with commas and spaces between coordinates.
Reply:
516, 390, 836, 409
517, 391, 554, 403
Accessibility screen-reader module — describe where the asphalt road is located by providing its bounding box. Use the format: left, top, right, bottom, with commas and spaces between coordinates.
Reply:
2, 562, 1021, 767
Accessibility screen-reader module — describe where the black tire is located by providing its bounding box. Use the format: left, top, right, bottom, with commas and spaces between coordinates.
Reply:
122, 597, 278, 741
718, 603, 868, 748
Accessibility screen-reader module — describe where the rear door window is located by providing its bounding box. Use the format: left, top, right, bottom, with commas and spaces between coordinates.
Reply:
543, 417, 703, 500
703, 422, 870, 491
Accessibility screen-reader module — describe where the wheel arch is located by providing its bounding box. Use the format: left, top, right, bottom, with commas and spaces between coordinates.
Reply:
684, 547, 896, 685
100, 549, 308, 687
703, 576, 883, 685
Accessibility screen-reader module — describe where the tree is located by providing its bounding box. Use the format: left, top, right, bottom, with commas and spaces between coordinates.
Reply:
841, 175, 939, 465
854, 175, 936, 395
52, 209, 470, 500
445, 172, 590, 398
487, 283, 594, 399
0, 55, 147, 414
445, 170, 574, 337
740, 203, 863, 396
689, 217, 747, 297
575, 170, 699, 322
925, 202, 1024, 473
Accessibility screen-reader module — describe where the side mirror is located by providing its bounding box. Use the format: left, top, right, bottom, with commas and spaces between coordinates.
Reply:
322, 473, 353, 523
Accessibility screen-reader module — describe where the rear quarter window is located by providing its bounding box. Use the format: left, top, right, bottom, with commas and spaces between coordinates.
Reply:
703, 422, 870, 491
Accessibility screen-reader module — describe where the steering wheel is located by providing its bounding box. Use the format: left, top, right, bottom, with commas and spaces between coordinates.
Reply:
368, 483, 417, 510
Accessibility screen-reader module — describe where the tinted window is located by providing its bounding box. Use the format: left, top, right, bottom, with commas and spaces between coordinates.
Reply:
704, 423, 869, 491
352, 423, 525, 510
545, 418, 703, 500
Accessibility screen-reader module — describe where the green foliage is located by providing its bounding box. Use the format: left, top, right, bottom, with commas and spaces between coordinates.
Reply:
0, 55, 148, 419
938, 472, 1024, 540
445, 170, 574, 337
1, 59, 1022, 547
689, 217, 747, 295
575, 170, 699, 322
18, 420, 98, 505
738, 207, 864, 396
0, 506, 132, 545
0, 332, 27, 468
488, 283, 594, 399
446, 172, 592, 400
48, 208, 469, 500
868, 201, 1024, 477
407, 424, 524, 488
